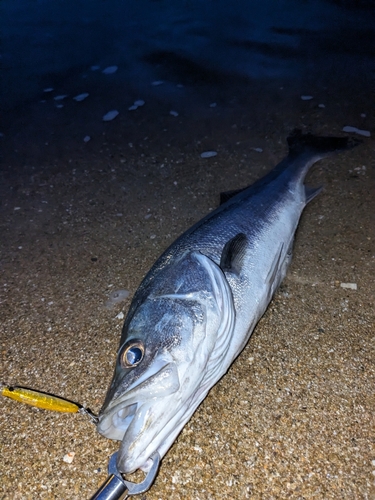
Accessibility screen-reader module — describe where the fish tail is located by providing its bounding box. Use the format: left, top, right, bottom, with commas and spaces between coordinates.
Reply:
287, 129, 360, 158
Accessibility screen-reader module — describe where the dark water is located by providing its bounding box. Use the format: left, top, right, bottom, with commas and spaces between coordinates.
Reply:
1, 0, 374, 112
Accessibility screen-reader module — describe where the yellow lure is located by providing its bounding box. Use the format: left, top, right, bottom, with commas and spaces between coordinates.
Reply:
1, 386, 80, 413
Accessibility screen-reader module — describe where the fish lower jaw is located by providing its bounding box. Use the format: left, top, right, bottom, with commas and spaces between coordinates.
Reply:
97, 403, 138, 441
117, 454, 150, 474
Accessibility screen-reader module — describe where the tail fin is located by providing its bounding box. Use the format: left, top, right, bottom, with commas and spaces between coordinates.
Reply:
218, 130, 360, 207
287, 129, 360, 158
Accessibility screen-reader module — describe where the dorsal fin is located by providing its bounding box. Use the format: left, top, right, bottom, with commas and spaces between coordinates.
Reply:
219, 188, 246, 205
220, 233, 247, 276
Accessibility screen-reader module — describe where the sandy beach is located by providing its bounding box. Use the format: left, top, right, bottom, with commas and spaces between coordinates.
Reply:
1, 2, 374, 498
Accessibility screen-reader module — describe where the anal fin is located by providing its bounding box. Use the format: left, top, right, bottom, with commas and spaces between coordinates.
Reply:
305, 185, 323, 204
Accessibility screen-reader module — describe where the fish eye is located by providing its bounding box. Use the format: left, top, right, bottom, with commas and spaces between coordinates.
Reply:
120, 340, 145, 368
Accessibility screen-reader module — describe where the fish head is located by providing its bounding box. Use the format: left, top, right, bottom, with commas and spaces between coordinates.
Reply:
97, 251, 235, 473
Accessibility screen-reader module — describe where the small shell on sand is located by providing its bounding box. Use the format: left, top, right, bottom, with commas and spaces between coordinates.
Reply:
73, 93, 89, 102
129, 100, 145, 111
63, 452, 75, 464
200, 151, 217, 158
342, 126, 370, 137
340, 282, 357, 290
102, 65, 118, 74
103, 110, 119, 121
105, 289, 130, 308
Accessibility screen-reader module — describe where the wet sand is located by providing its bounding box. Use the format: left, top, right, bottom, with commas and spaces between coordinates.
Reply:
1, 51, 375, 500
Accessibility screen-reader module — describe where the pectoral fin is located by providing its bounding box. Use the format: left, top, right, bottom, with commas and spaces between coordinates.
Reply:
220, 233, 248, 276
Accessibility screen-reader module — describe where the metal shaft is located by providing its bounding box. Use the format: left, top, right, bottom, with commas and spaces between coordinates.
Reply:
89, 474, 128, 500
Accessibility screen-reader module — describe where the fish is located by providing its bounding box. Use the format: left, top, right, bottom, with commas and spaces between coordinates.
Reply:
97, 130, 357, 475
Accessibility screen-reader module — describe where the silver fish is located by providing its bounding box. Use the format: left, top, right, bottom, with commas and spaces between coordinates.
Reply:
97, 131, 356, 474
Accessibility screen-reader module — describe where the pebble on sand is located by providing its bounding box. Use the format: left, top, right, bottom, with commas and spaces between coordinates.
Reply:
83, 136, 91, 142
54, 95, 68, 101
43, 87, 54, 93
151, 80, 164, 86
102, 65, 118, 74
73, 93, 89, 102
200, 151, 217, 158
342, 126, 370, 137
103, 110, 119, 121
301, 95, 313, 100
170, 110, 179, 117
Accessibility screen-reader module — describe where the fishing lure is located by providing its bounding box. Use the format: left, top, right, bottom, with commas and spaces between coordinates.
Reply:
1, 385, 98, 422
2, 385, 80, 412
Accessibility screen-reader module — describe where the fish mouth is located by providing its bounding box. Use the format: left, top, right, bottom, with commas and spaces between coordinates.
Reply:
97, 360, 181, 472
113, 404, 138, 432
97, 400, 150, 472
98, 402, 139, 440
